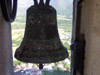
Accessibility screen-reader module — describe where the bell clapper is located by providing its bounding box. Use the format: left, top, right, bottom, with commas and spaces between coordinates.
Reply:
39, 63, 44, 70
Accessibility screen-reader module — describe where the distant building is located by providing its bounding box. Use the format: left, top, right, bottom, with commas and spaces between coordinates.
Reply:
57, 64, 64, 68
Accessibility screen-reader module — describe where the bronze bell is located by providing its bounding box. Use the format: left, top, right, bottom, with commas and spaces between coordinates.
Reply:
15, 0, 68, 64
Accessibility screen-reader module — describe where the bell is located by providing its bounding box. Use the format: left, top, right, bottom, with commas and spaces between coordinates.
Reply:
15, 0, 68, 64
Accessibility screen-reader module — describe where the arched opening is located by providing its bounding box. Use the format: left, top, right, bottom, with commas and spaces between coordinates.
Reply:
12, 0, 73, 75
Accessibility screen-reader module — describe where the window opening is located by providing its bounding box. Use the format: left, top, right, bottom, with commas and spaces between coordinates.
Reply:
12, 0, 73, 75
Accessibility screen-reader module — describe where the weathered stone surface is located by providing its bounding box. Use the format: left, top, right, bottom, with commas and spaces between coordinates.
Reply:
80, 0, 100, 75
0, 7, 13, 75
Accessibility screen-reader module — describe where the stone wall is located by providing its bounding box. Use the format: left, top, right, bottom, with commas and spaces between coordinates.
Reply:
80, 0, 100, 75
0, 7, 13, 75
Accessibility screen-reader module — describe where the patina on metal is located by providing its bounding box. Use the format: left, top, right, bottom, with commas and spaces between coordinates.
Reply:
15, 0, 68, 64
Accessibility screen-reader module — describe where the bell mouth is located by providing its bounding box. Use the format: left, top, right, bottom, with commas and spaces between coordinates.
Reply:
15, 47, 68, 64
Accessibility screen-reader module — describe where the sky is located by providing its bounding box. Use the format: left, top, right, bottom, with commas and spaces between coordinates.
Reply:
17, 0, 73, 16
18, 0, 73, 8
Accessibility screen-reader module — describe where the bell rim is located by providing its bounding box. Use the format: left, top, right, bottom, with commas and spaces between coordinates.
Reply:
14, 48, 69, 63
15, 53, 68, 64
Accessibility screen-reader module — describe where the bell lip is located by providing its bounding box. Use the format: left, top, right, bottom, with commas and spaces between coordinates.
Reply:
14, 49, 69, 64
15, 55, 68, 64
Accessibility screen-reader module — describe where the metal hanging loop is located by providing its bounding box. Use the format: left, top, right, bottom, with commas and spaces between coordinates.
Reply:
0, 0, 17, 22
45, 0, 50, 6
39, 0, 44, 6
34, 0, 38, 6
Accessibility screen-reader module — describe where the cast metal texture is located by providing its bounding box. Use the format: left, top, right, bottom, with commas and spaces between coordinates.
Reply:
15, 5, 68, 63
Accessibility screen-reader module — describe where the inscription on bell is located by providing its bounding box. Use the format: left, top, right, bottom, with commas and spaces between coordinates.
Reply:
28, 14, 56, 25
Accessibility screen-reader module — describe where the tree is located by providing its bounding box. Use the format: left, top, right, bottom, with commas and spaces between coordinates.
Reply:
13, 60, 22, 67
